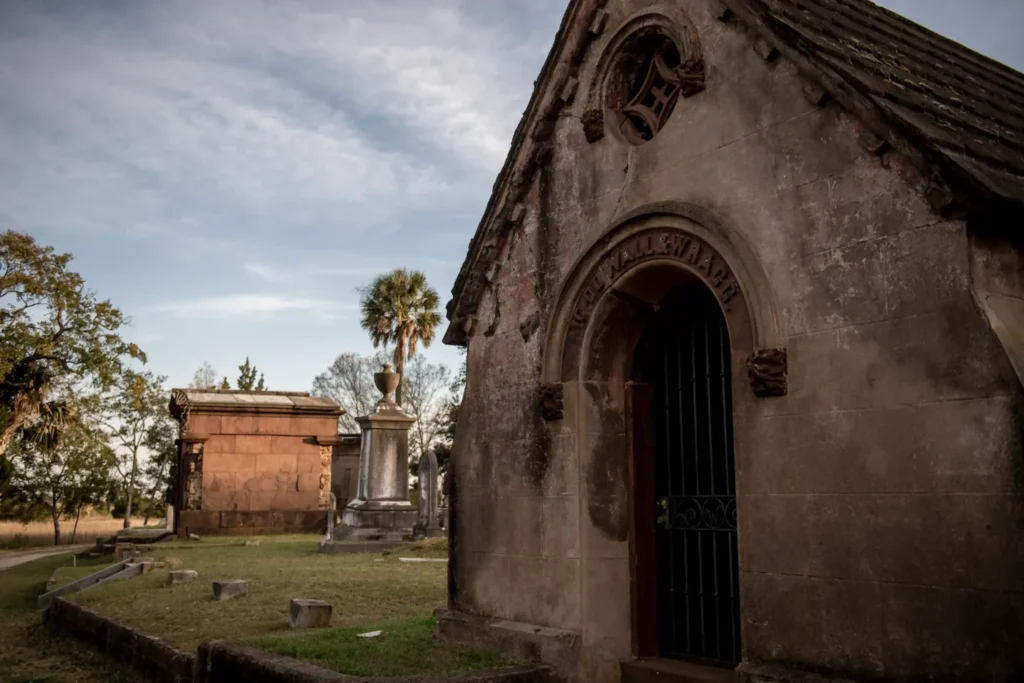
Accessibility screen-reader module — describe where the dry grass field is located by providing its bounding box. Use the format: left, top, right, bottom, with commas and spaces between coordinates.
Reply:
0, 516, 154, 549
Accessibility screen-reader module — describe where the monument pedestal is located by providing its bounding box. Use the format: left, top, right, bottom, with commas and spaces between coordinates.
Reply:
320, 363, 417, 552
336, 500, 418, 542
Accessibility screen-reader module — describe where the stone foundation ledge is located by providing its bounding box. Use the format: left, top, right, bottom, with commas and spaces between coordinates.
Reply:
436, 609, 578, 682
44, 598, 556, 683
736, 663, 864, 683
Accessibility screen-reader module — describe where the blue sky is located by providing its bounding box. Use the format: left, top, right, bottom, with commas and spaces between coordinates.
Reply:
2, 0, 1022, 393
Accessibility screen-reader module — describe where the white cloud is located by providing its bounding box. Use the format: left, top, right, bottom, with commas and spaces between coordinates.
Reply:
148, 294, 356, 321
0, 0, 556, 246
244, 263, 291, 283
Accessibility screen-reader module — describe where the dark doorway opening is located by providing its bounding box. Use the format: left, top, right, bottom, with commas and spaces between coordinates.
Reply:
631, 282, 741, 665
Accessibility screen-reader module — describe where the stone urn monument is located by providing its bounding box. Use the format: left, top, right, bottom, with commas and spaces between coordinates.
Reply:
326, 363, 417, 544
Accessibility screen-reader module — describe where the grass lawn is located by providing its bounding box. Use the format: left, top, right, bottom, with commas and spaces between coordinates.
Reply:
0, 552, 139, 683
64, 535, 512, 677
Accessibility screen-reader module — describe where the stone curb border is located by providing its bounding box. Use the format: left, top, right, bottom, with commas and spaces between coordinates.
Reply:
38, 560, 142, 609
44, 597, 195, 683
45, 598, 557, 683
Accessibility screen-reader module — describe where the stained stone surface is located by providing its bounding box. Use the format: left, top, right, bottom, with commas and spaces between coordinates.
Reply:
212, 580, 248, 601
288, 599, 333, 628
169, 570, 198, 585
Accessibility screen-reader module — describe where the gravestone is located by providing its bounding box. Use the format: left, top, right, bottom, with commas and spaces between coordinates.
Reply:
414, 450, 443, 539
318, 493, 338, 550
212, 580, 248, 600
289, 599, 333, 628
169, 570, 198, 585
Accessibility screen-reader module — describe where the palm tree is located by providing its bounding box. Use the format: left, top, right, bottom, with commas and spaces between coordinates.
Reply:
359, 269, 442, 406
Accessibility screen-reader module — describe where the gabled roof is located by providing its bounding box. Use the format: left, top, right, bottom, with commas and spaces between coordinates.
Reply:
738, 0, 1024, 202
443, 0, 1024, 346
168, 389, 342, 420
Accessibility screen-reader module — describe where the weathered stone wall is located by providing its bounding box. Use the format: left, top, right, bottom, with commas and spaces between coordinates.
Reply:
178, 412, 339, 536
449, 0, 1024, 681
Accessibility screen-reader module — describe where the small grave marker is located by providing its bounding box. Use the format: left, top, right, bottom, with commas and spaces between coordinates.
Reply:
169, 570, 198, 585
288, 599, 333, 628
212, 580, 248, 601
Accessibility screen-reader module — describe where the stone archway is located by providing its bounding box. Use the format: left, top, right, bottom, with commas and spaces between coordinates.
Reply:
539, 204, 781, 666
541, 201, 782, 387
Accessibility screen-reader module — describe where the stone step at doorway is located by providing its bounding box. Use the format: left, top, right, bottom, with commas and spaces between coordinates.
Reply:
621, 658, 735, 683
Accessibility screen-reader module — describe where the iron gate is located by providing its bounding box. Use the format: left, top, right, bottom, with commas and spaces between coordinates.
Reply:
642, 286, 740, 664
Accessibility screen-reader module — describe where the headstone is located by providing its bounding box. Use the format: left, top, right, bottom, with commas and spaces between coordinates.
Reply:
166, 504, 175, 530
288, 599, 333, 628
319, 493, 337, 550
169, 570, 198, 584
243, 539, 261, 547
212, 580, 248, 601
188, 533, 201, 542
328, 364, 417, 545
139, 561, 166, 574
414, 450, 443, 539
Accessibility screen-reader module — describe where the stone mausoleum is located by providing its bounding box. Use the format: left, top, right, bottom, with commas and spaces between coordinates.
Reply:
168, 389, 360, 537
438, 0, 1024, 681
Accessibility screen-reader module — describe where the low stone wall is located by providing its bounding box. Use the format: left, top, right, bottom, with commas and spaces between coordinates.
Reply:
44, 598, 195, 683
45, 598, 556, 683
177, 510, 325, 537
195, 642, 556, 682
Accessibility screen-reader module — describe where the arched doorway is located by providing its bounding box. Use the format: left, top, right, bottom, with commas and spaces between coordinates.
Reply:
630, 281, 740, 665
537, 207, 782, 673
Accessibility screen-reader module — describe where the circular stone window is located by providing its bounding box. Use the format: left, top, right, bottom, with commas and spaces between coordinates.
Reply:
607, 32, 686, 145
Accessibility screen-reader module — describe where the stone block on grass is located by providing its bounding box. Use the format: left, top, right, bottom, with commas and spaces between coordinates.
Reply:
114, 545, 138, 561
288, 599, 332, 628
139, 561, 166, 574
243, 539, 261, 547
169, 570, 198, 585
212, 580, 248, 601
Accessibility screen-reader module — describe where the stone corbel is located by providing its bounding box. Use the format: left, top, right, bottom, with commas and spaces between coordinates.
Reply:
581, 109, 604, 143
539, 383, 565, 421
746, 348, 788, 397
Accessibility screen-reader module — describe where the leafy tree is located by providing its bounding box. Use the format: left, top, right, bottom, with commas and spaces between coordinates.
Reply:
100, 370, 172, 528
236, 357, 266, 391
402, 355, 452, 465
188, 362, 219, 390
6, 410, 114, 544
432, 348, 466, 478
311, 349, 392, 432
219, 377, 231, 390
140, 414, 176, 526
0, 231, 143, 489
358, 269, 442, 405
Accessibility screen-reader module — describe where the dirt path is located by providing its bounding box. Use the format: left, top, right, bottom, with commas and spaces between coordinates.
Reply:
0, 544, 89, 572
